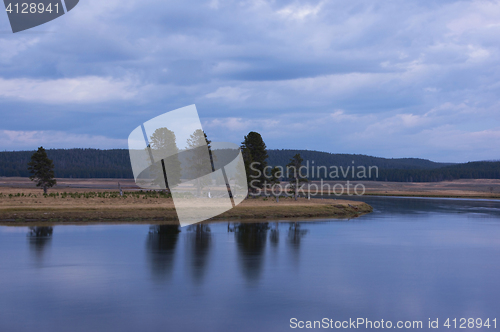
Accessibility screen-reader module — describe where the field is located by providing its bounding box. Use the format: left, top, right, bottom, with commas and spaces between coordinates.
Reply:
271, 179, 500, 199
353, 179, 500, 198
3, 176, 498, 224
2, 177, 499, 197
0, 177, 371, 224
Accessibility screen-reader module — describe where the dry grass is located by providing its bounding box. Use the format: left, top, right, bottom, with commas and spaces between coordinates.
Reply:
357, 179, 500, 198
3, 177, 499, 198
0, 184, 371, 224
282, 179, 500, 199
2, 176, 498, 224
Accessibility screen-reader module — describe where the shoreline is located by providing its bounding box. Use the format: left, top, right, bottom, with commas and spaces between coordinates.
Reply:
346, 192, 500, 199
0, 192, 373, 225
1, 178, 499, 199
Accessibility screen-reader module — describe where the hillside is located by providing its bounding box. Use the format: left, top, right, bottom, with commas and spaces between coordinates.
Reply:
378, 161, 500, 182
0, 148, 498, 182
267, 149, 452, 170
0, 149, 133, 178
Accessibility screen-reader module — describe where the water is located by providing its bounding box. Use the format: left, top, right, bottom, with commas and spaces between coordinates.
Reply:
1, 197, 499, 331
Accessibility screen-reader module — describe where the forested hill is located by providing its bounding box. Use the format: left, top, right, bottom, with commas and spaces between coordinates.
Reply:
267, 149, 452, 170
0, 148, 498, 182
378, 161, 500, 182
0, 149, 133, 178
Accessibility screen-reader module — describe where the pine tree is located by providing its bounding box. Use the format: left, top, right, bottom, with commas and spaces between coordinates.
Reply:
241, 132, 268, 193
148, 127, 182, 190
28, 147, 56, 194
187, 129, 213, 195
286, 153, 308, 201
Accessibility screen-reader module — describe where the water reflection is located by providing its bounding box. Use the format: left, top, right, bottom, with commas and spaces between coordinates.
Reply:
146, 225, 180, 281
27, 227, 53, 263
287, 223, 308, 265
343, 195, 500, 217
230, 223, 270, 283
287, 223, 308, 247
270, 222, 279, 247
2, 197, 499, 332
186, 224, 212, 284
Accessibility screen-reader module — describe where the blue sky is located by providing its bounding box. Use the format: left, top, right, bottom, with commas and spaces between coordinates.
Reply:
0, 0, 499, 162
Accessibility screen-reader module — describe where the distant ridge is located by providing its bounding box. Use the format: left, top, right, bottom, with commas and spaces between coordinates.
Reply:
0, 148, 498, 182
0, 149, 133, 179
267, 149, 453, 170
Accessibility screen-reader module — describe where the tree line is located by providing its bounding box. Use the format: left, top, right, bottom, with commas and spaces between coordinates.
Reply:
1, 139, 499, 183
0, 148, 133, 178
377, 161, 500, 182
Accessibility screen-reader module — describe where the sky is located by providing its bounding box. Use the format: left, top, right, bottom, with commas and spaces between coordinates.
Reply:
0, 0, 499, 162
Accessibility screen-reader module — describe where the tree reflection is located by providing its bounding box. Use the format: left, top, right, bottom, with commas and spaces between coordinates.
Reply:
186, 224, 212, 284
270, 222, 279, 247
27, 227, 53, 262
287, 222, 308, 265
230, 222, 269, 283
146, 225, 180, 281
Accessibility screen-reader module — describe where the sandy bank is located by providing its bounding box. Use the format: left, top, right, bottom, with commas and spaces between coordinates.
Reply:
0, 188, 372, 224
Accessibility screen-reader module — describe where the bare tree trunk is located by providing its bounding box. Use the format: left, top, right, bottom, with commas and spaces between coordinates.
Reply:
43, 185, 47, 194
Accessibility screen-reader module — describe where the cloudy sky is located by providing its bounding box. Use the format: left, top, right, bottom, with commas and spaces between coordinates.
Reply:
1, 0, 499, 162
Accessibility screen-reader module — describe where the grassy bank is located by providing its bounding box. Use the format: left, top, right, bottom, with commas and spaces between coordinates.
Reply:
302, 179, 500, 199
0, 189, 372, 224
361, 192, 500, 199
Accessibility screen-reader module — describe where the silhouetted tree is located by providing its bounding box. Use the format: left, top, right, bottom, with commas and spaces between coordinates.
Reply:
241, 132, 268, 193
187, 129, 214, 195
28, 147, 56, 194
286, 153, 308, 200
148, 127, 182, 190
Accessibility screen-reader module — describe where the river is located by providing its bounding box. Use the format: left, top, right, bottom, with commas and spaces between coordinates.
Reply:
1, 196, 499, 331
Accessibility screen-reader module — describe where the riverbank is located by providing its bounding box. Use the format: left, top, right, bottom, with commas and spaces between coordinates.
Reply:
2, 177, 499, 199
0, 188, 372, 224
298, 179, 500, 199
354, 179, 500, 199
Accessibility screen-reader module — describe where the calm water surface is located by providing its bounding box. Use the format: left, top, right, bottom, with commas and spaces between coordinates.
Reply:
1, 197, 499, 331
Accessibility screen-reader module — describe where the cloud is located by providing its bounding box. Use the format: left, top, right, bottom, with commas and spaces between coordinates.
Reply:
205, 86, 250, 101
0, 0, 499, 161
0, 130, 127, 150
203, 116, 281, 144
0, 37, 40, 64
330, 109, 359, 122
277, 2, 323, 20
409, 126, 500, 162
0, 76, 141, 104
